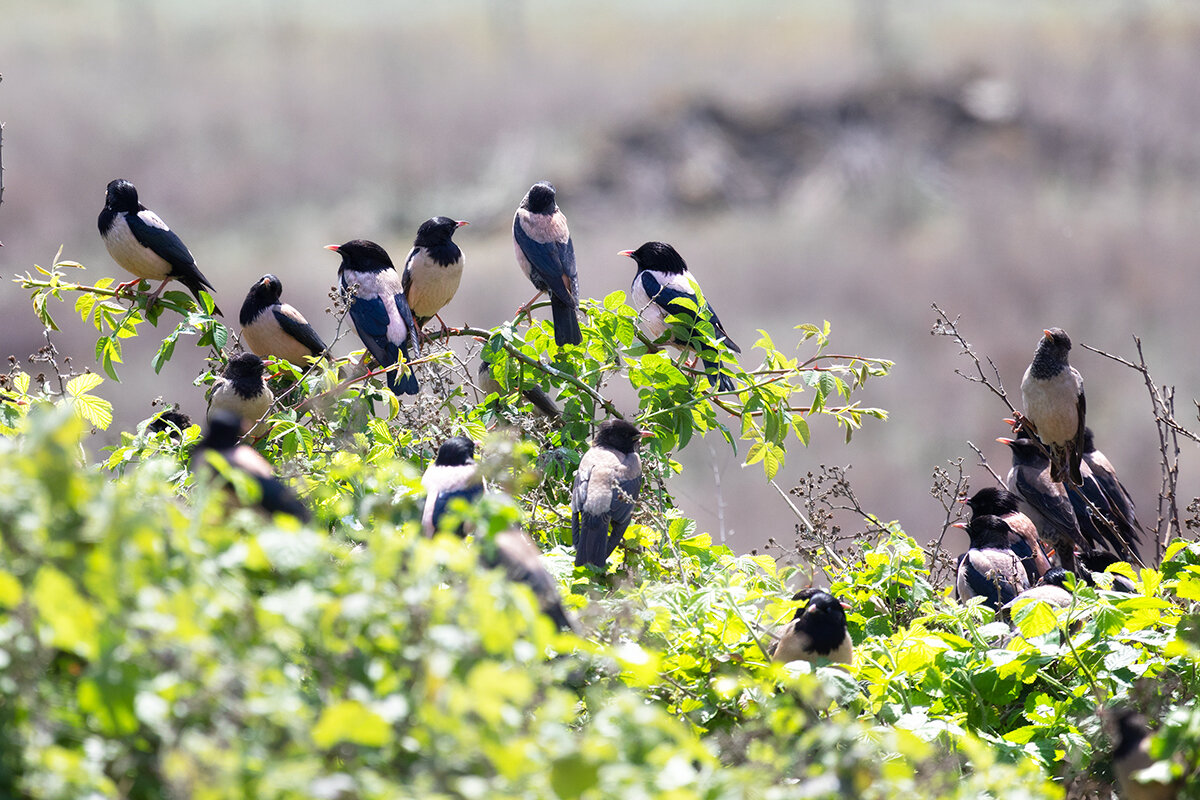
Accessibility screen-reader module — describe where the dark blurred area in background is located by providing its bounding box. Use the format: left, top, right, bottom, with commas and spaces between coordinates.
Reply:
1, 0, 1197, 558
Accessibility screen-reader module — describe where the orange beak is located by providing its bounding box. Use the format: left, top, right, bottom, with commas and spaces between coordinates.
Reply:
324, 244, 340, 252
457, 220, 469, 228
617, 249, 635, 258
996, 437, 1015, 445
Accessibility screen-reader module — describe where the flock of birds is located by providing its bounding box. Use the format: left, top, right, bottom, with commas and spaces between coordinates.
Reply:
98, 177, 1171, 796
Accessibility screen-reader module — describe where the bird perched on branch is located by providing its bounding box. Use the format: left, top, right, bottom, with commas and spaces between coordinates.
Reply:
955, 514, 1031, 610
402, 216, 468, 332
1067, 458, 1141, 561
191, 410, 309, 522
208, 353, 273, 437
772, 588, 853, 666
572, 419, 646, 569
98, 179, 222, 313
1019, 328, 1084, 484
620, 241, 741, 392
327, 239, 420, 395
421, 435, 485, 536
963, 487, 1051, 584
239, 274, 328, 368
998, 435, 1088, 572
513, 181, 582, 347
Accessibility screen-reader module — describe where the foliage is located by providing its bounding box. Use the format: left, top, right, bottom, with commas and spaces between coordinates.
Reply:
0, 256, 1195, 798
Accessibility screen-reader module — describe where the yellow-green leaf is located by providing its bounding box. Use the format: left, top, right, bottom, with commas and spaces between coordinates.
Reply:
312, 700, 392, 749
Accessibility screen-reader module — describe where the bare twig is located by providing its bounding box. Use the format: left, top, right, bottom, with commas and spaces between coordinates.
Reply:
930, 303, 1018, 415
966, 440, 1008, 489
1081, 337, 1194, 559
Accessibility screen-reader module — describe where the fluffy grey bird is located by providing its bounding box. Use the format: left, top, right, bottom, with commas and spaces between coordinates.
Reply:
401, 216, 468, 330
98, 179, 222, 313
772, 588, 853, 666
421, 436, 484, 536
955, 514, 1031, 610
1020, 328, 1085, 484
191, 410, 309, 522
208, 353, 274, 437
419, 438, 578, 633
513, 181, 582, 347
239, 274, 328, 368
571, 420, 646, 569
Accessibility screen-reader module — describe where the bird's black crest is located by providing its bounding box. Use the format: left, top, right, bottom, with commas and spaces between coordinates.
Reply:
790, 589, 848, 655
965, 514, 1013, 547
595, 419, 643, 454
332, 239, 395, 272
239, 274, 283, 325
414, 217, 463, 247
224, 352, 266, 380
434, 435, 476, 467
1082, 427, 1096, 453
104, 179, 140, 212
625, 241, 689, 275
521, 181, 558, 214
966, 486, 1021, 517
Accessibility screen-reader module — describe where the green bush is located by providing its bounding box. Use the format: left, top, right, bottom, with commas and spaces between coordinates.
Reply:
0, 256, 1194, 798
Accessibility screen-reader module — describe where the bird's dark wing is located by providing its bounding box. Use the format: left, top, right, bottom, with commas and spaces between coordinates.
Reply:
347, 294, 399, 369
1004, 531, 1041, 585
1013, 466, 1085, 548
395, 292, 419, 356
961, 551, 1021, 609
401, 248, 418, 295
1087, 461, 1143, 547
127, 210, 196, 271
604, 470, 643, 558
571, 464, 612, 568
513, 217, 577, 306
1071, 382, 1087, 484
431, 484, 485, 534
273, 306, 327, 357
258, 474, 311, 522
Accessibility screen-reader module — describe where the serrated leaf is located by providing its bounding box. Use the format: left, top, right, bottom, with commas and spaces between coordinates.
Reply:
66, 372, 105, 396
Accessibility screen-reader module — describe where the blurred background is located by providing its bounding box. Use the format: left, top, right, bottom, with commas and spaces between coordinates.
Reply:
2, 0, 1198, 558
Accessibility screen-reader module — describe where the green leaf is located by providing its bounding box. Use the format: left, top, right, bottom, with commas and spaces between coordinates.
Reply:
312, 701, 392, 749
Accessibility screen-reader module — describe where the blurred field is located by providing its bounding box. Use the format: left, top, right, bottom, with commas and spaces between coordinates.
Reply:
2, 0, 1199, 558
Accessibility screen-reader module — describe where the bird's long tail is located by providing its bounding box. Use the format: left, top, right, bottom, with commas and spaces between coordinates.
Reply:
524, 386, 561, 418
182, 277, 223, 316
573, 521, 609, 569
550, 296, 583, 346
702, 358, 736, 393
